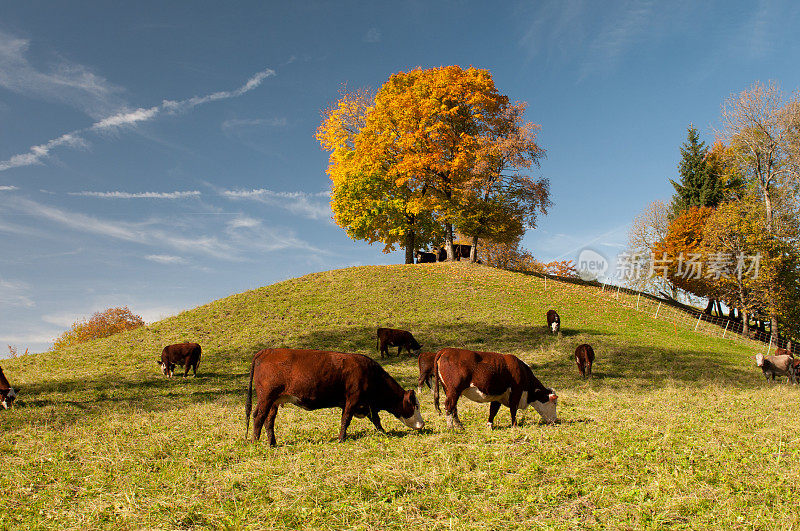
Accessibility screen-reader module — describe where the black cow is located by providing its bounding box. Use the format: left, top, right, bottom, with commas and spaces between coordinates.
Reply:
415, 251, 437, 264
245, 348, 424, 445
377, 327, 422, 358
435, 244, 473, 261
0, 366, 17, 409
546, 310, 561, 335
157, 342, 202, 378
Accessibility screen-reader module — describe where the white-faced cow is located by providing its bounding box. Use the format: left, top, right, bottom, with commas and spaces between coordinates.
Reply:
417, 351, 437, 393
0, 366, 17, 409
575, 343, 595, 378
245, 348, 424, 445
546, 310, 560, 335
433, 347, 558, 429
157, 342, 202, 378
755, 353, 794, 382
377, 327, 422, 358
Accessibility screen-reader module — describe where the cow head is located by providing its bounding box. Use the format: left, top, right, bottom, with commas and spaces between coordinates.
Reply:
156, 360, 173, 377
530, 388, 558, 424
755, 354, 765, 367
398, 389, 424, 429
1, 388, 16, 409
550, 322, 559, 334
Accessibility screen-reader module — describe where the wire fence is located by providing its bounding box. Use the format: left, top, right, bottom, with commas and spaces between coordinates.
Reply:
521, 270, 787, 356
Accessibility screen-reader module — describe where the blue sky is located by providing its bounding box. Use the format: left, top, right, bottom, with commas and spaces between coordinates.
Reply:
1, 0, 799, 353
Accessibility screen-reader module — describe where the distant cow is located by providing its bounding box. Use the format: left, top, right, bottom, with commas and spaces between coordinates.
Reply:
245, 348, 424, 445
575, 344, 595, 378
417, 351, 437, 393
755, 353, 793, 382
377, 327, 422, 358
157, 342, 202, 378
435, 244, 473, 261
415, 251, 436, 264
546, 310, 561, 335
0, 366, 17, 409
433, 347, 558, 429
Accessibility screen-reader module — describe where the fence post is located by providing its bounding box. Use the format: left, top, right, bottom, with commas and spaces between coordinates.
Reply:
616, 285, 620, 298
694, 313, 702, 331
654, 301, 661, 318
544, 276, 547, 291
636, 293, 640, 311
767, 334, 773, 355
723, 320, 729, 338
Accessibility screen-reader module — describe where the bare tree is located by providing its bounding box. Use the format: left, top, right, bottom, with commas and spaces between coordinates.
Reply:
626, 200, 679, 298
719, 81, 800, 336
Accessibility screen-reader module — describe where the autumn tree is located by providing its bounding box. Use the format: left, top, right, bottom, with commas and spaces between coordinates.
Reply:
54, 307, 144, 349
626, 200, 678, 298
318, 66, 548, 263
719, 81, 800, 336
669, 126, 724, 216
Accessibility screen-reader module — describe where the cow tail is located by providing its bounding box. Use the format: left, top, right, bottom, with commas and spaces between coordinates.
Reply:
245, 354, 256, 440
433, 352, 441, 414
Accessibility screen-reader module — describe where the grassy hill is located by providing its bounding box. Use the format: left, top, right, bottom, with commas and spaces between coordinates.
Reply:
1, 263, 798, 529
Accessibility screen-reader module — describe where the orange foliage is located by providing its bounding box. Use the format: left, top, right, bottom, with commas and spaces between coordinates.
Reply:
653, 206, 715, 298
54, 306, 144, 349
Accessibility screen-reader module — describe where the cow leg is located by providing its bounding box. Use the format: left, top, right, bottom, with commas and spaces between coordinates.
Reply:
183, 362, 190, 378
252, 397, 273, 442
368, 406, 385, 433
380, 343, 388, 359
397, 346, 402, 357
444, 389, 464, 430
509, 390, 522, 427
417, 373, 426, 395
339, 403, 355, 442
265, 404, 279, 447
192, 361, 198, 377
487, 401, 501, 429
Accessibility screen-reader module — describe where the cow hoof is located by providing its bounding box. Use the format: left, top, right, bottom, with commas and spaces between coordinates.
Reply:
486, 422, 493, 430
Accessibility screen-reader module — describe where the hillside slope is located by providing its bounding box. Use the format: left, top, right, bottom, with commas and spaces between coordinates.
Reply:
1, 263, 797, 529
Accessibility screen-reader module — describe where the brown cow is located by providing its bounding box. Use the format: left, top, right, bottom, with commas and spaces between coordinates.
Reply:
377, 327, 422, 358
0, 366, 17, 409
417, 351, 437, 393
157, 342, 201, 378
546, 310, 561, 335
435, 244, 472, 261
755, 353, 793, 382
433, 347, 557, 429
245, 348, 424, 445
575, 344, 595, 378
776, 347, 793, 358
415, 251, 437, 264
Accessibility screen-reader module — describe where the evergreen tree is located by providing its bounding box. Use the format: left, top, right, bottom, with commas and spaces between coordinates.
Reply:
669, 126, 724, 217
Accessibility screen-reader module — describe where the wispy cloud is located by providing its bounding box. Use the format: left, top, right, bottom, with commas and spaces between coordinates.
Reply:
0, 68, 276, 172
221, 117, 287, 132
363, 27, 382, 43
0, 278, 34, 308
222, 189, 331, 220
145, 254, 187, 264
69, 190, 201, 199
579, 0, 654, 78
227, 215, 262, 230
0, 185, 18, 191
0, 30, 124, 118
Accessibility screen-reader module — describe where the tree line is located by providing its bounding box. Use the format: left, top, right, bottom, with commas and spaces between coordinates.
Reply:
317, 66, 551, 263
628, 81, 800, 342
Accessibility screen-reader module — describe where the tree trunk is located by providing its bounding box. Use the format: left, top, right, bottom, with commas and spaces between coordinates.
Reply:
741, 309, 750, 337
470, 235, 478, 262
770, 314, 779, 343
444, 223, 455, 261
404, 219, 416, 265
704, 298, 715, 315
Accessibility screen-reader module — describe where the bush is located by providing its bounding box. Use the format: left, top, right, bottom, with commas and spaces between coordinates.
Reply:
53, 307, 144, 349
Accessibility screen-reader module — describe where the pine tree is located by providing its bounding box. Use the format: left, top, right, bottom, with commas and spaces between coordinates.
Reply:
669, 126, 723, 217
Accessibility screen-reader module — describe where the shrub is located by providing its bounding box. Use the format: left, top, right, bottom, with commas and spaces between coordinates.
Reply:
53, 307, 144, 349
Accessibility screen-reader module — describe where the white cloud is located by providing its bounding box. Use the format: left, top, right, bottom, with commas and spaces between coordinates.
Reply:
222, 189, 331, 220
0, 68, 276, 172
145, 254, 187, 264
0, 30, 124, 118
221, 117, 287, 132
0, 185, 18, 191
364, 27, 382, 43
0, 278, 34, 308
69, 190, 201, 199
227, 216, 261, 230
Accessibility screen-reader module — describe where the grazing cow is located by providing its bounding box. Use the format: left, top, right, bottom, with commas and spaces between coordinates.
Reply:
575, 344, 595, 378
755, 353, 794, 382
435, 244, 473, 261
245, 348, 424, 445
415, 251, 437, 264
791, 358, 800, 385
433, 347, 557, 429
0, 366, 17, 409
157, 342, 202, 378
546, 310, 561, 335
417, 351, 437, 393
377, 327, 422, 358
